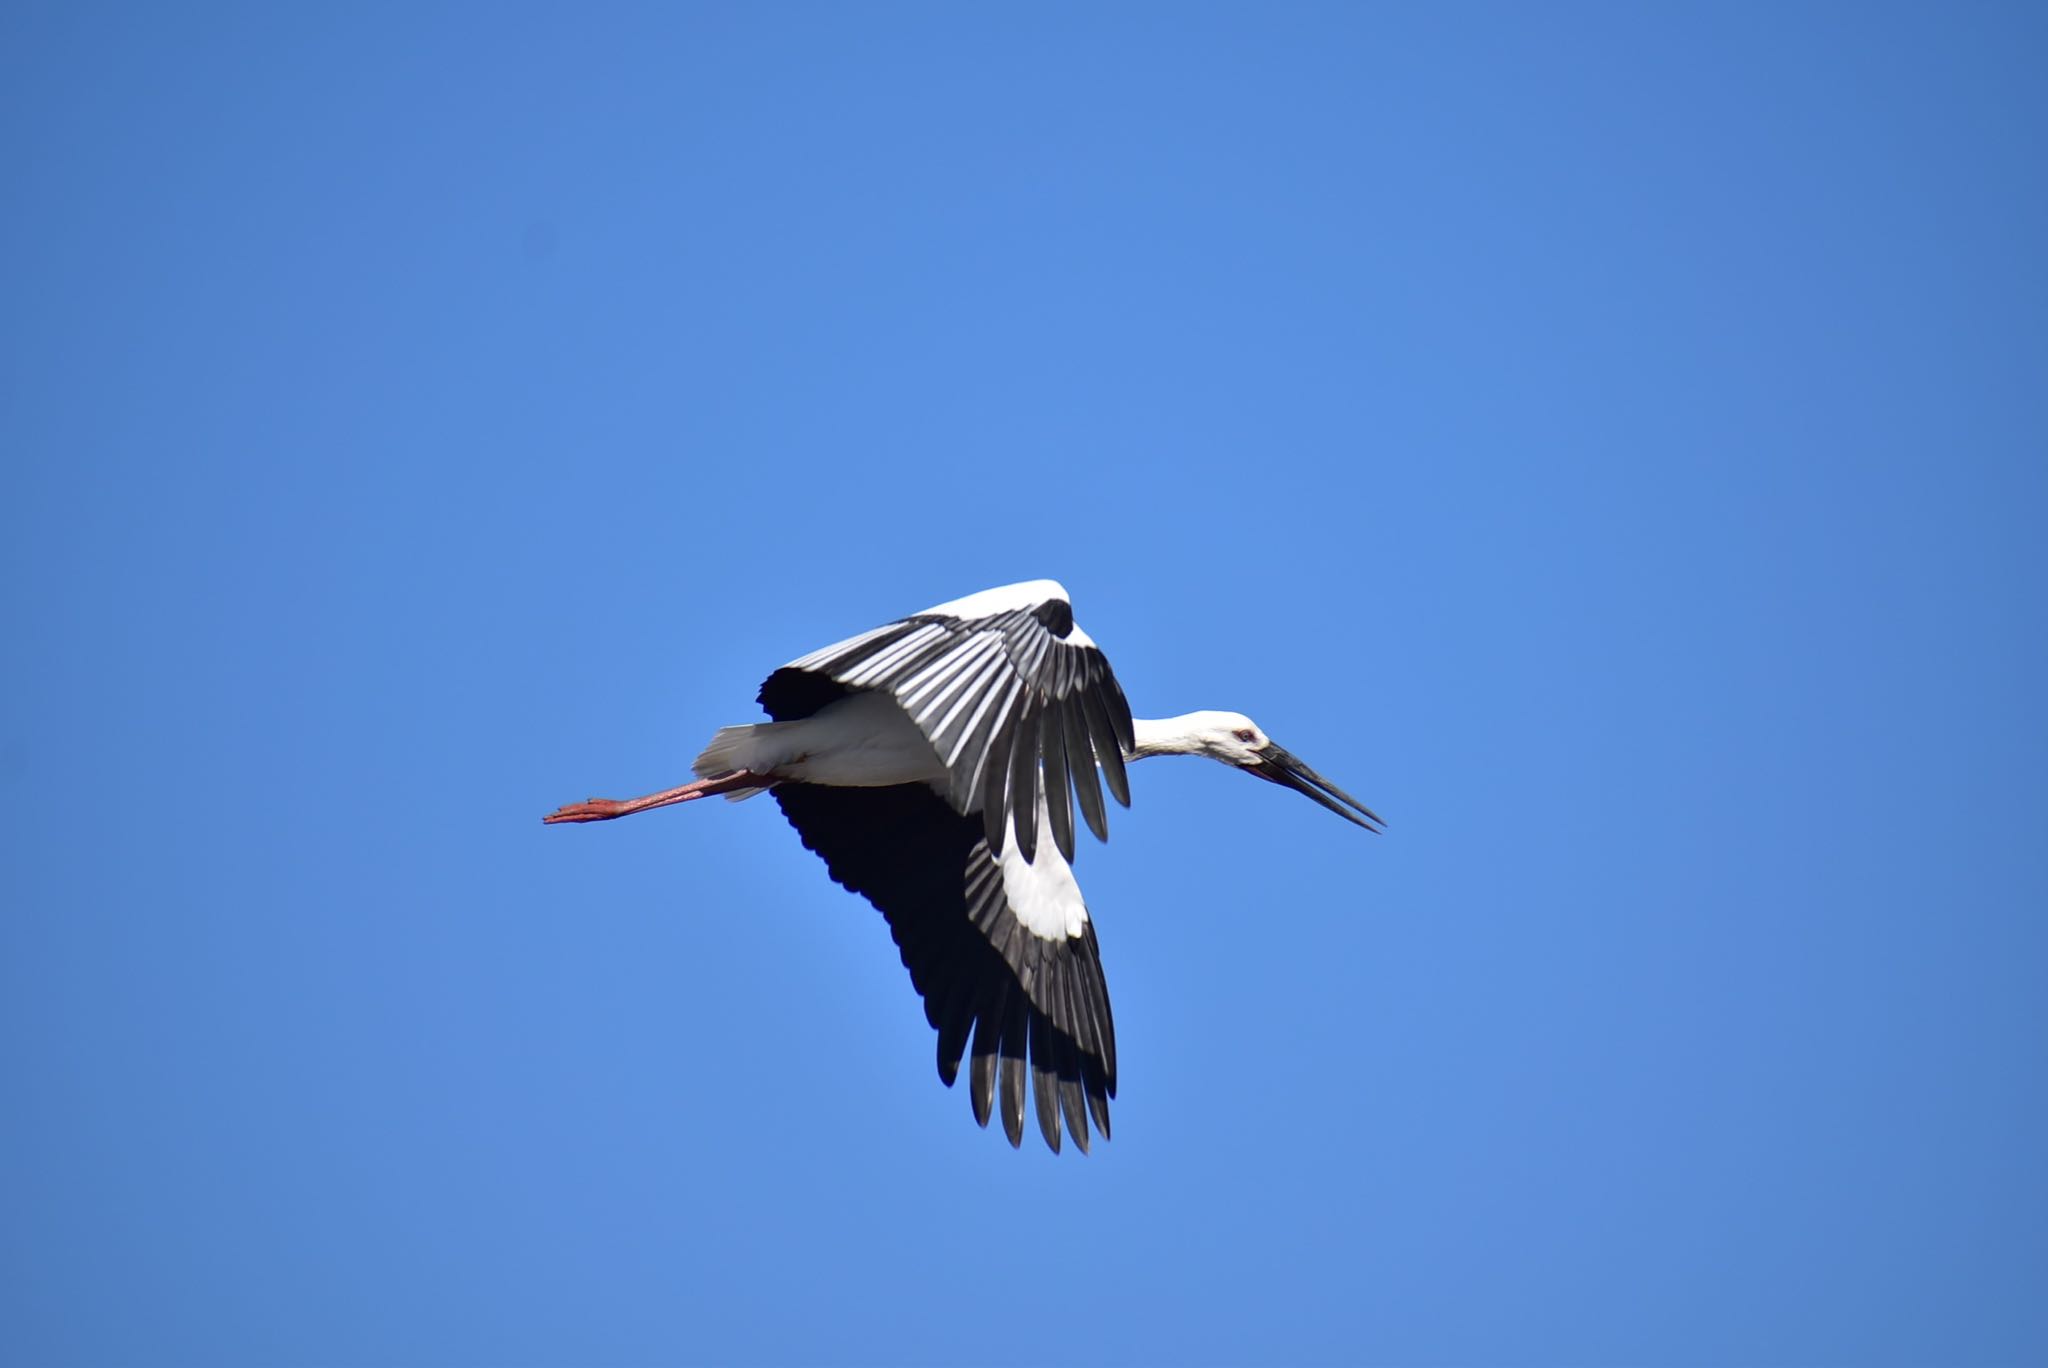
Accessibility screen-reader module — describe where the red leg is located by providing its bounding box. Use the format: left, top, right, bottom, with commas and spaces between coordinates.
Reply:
542, 770, 777, 824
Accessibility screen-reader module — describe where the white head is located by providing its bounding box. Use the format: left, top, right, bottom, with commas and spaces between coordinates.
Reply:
1127, 710, 1384, 831
1149, 709, 1274, 764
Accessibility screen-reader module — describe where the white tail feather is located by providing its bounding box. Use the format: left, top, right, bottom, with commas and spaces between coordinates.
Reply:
691, 723, 785, 802
692, 724, 762, 777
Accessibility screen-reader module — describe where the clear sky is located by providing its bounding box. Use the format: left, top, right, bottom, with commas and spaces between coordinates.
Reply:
4, 4, 2044, 1365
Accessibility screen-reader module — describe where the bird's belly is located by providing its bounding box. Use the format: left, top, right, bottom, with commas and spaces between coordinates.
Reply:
784, 743, 944, 788
777, 692, 949, 789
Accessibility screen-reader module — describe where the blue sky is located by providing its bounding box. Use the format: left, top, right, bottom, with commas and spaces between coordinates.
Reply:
4, 3, 2044, 1364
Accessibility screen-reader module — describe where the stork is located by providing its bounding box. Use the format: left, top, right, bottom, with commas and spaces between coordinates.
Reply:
544, 580, 1383, 1153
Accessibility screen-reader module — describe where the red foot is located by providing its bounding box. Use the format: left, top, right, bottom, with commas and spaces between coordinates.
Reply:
542, 770, 775, 824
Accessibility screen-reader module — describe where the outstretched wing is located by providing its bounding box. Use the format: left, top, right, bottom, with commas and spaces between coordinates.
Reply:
759, 580, 1136, 864
773, 780, 1118, 1154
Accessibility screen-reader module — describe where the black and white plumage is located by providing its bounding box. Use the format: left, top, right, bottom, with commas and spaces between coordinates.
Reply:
769, 581, 1136, 865
772, 781, 1117, 1151
545, 580, 1383, 1154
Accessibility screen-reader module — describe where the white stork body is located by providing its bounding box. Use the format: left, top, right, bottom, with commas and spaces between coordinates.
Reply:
546, 579, 1382, 1153
693, 692, 947, 791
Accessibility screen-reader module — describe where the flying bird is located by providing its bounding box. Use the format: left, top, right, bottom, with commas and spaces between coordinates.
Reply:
544, 580, 1382, 1153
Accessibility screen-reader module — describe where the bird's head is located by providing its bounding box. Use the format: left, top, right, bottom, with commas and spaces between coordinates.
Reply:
1160, 710, 1385, 833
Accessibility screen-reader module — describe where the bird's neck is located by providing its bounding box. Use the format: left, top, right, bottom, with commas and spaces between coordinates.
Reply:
1127, 714, 1212, 760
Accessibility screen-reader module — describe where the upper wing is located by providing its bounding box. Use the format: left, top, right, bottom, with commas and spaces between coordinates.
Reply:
760, 580, 1136, 864
773, 779, 1118, 1154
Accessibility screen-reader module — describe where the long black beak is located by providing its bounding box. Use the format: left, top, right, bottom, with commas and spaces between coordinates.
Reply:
1249, 743, 1385, 832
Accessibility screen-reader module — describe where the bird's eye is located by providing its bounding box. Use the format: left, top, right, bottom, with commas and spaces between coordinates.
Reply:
1233, 728, 1256, 743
